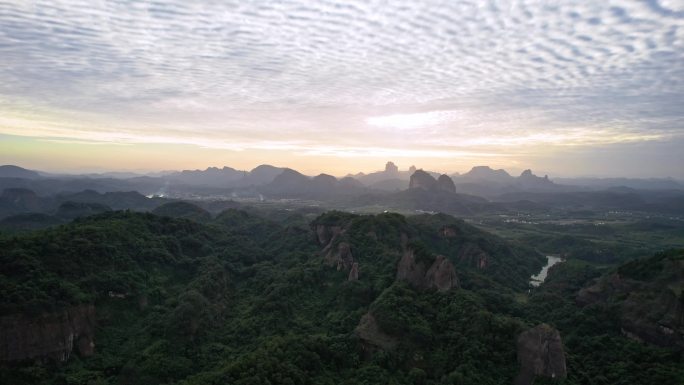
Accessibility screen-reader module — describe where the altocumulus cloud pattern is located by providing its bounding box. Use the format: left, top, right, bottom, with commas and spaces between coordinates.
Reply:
0, 0, 683, 154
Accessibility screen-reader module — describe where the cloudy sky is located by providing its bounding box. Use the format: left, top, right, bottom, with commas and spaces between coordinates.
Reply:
1, 0, 683, 177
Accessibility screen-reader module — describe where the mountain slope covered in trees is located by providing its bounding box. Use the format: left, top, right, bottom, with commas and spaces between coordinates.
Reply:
0, 208, 682, 384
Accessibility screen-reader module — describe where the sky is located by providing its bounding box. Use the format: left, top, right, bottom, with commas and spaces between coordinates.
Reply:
0, 0, 683, 177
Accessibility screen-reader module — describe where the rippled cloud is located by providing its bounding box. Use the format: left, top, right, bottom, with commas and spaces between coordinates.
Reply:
0, 0, 683, 170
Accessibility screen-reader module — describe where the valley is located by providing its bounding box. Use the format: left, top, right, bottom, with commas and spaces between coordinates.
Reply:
0, 163, 683, 384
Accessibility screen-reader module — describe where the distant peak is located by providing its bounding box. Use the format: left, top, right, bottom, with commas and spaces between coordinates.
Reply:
250, 164, 281, 173
471, 165, 494, 171
385, 161, 399, 174
463, 166, 512, 181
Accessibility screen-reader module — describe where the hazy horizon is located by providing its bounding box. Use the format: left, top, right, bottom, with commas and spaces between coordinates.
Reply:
1, 1, 683, 177
3, 156, 684, 181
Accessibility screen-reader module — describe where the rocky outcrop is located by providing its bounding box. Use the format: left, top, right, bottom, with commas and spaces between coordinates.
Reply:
315, 224, 343, 246
425, 255, 459, 292
396, 249, 428, 287
436, 174, 456, 193
355, 312, 398, 352
408, 171, 455, 193
0, 305, 96, 362
396, 249, 458, 291
325, 241, 355, 271
384, 161, 399, 175
457, 243, 490, 269
348, 262, 359, 281
409, 170, 437, 190
518, 169, 554, 189
515, 324, 567, 385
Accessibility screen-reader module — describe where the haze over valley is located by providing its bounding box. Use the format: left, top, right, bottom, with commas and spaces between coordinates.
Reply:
1, 1, 683, 384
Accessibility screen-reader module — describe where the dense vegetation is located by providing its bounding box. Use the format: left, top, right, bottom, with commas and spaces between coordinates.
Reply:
0, 208, 682, 384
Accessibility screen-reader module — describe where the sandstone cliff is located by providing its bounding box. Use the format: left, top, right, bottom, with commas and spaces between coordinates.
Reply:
325, 241, 355, 271
515, 323, 567, 385
348, 262, 359, 281
0, 304, 95, 362
396, 249, 458, 292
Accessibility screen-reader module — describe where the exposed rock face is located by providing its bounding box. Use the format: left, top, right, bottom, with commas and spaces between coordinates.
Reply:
0, 305, 96, 362
325, 241, 355, 271
396, 249, 428, 288
315, 224, 343, 246
425, 255, 459, 292
408, 170, 437, 190
355, 312, 398, 353
315, 223, 358, 273
348, 262, 359, 281
515, 324, 567, 385
436, 174, 456, 193
457, 243, 490, 269
396, 249, 458, 291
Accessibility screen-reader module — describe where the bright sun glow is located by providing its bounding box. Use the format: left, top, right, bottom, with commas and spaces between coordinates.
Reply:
365, 111, 459, 130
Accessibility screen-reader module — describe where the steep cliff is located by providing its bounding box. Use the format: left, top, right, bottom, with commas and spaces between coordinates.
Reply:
0, 305, 95, 362
396, 249, 458, 292
515, 323, 567, 385
325, 241, 355, 271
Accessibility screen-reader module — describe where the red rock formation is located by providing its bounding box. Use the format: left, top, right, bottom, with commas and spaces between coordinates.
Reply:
515, 324, 567, 385
0, 304, 96, 362
325, 241, 355, 271
425, 255, 459, 292
397, 249, 458, 291
396, 249, 428, 288
348, 262, 359, 281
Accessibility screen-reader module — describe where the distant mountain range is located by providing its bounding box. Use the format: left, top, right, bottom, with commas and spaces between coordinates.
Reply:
1, 163, 682, 223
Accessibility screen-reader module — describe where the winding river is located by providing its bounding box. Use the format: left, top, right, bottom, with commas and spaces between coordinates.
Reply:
529, 256, 564, 287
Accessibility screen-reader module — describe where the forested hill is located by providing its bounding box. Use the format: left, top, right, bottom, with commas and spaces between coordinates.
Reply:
1, 209, 682, 384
